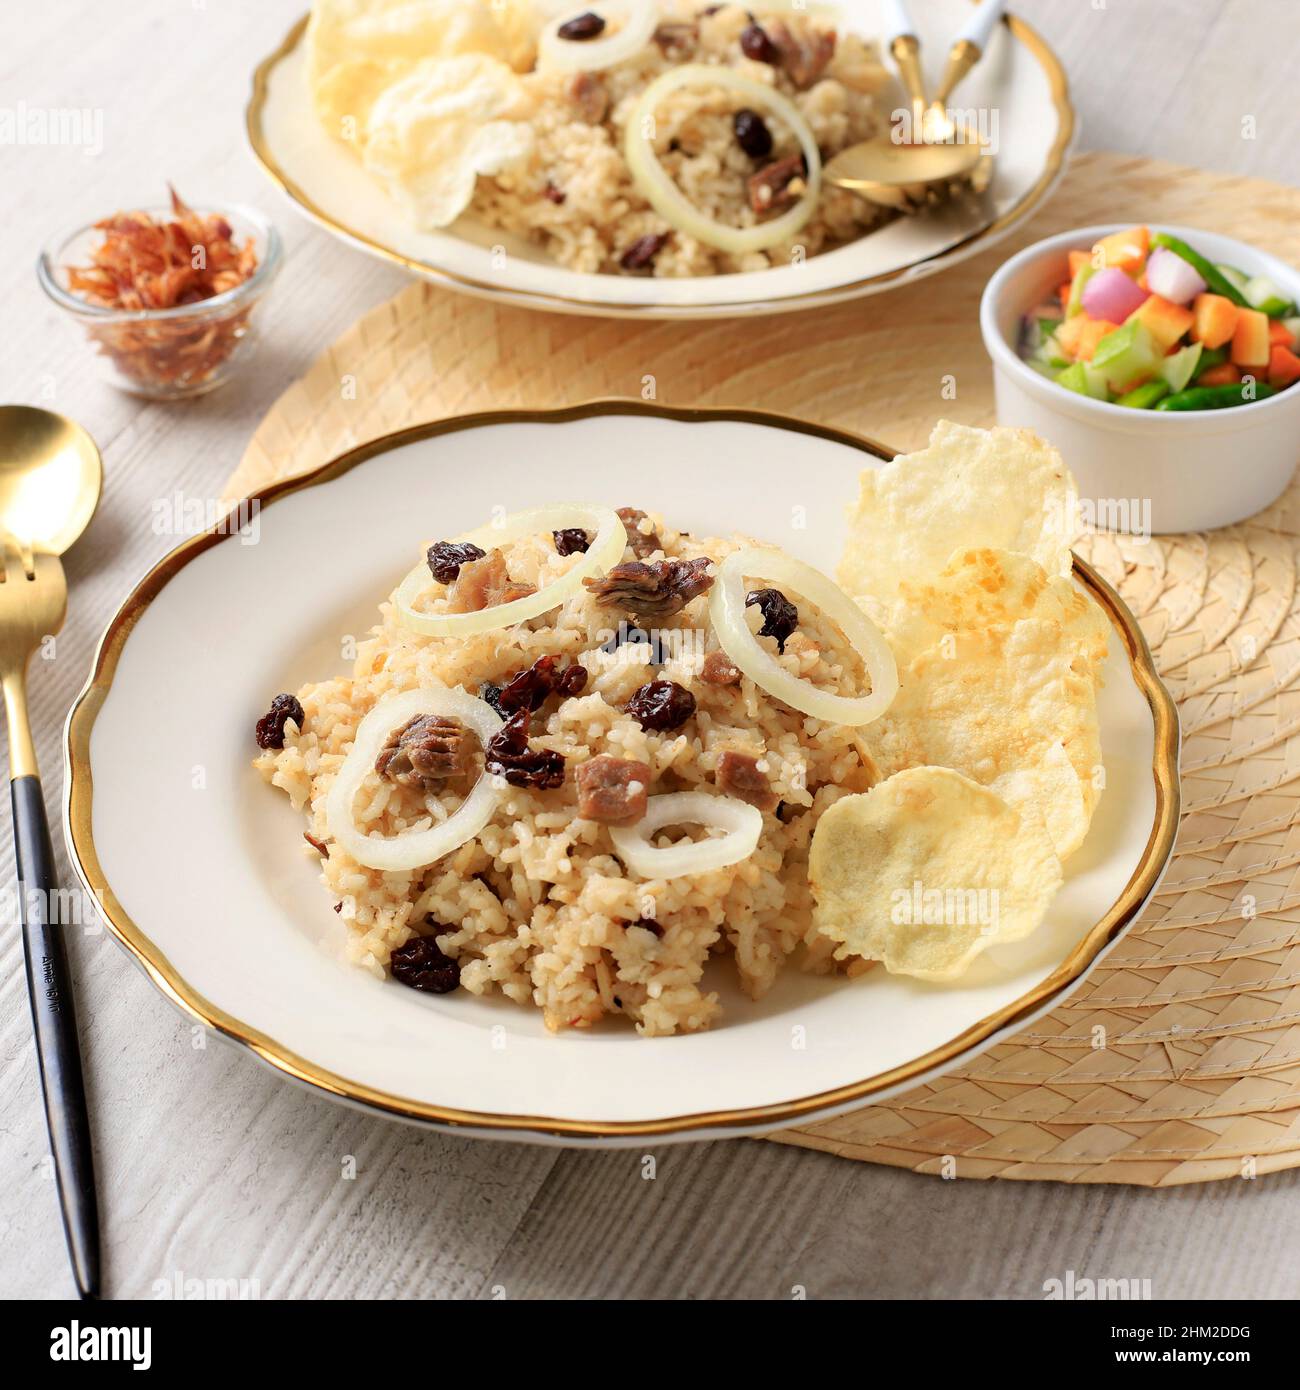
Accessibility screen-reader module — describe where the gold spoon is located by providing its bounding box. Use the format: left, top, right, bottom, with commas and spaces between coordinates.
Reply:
823, 0, 999, 211
0, 404, 103, 1298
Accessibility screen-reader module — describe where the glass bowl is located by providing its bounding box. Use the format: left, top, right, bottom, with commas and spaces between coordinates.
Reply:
37, 202, 282, 401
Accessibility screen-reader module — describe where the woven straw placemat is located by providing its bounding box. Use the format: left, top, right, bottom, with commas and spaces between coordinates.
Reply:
229, 151, 1300, 1184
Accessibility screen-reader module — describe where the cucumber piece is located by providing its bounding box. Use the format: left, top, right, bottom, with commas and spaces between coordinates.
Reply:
1282, 317, 1300, 348
1037, 332, 1068, 366
1160, 342, 1203, 394
1215, 263, 1250, 296
1091, 319, 1163, 393
1082, 363, 1112, 399
1243, 275, 1296, 318
1117, 380, 1171, 409
1055, 361, 1110, 401
1065, 262, 1095, 318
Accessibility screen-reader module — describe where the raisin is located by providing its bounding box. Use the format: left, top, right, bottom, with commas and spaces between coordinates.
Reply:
558, 11, 606, 40
629, 916, 665, 938
620, 233, 669, 272
544, 181, 567, 205
733, 108, 773, 159
553, 527, 591, 555
304, 831, 328, 857
496, 655, 589, 715
427, 540, 486, 584
390, 933, 460, 994
746, 587, 799, 653
480, 682, 506, 718
485, 708, 566, 789
255, 693, 304, 749
626, 679, 696, 733
740, 19, 780, 63
601, 621, 665, 664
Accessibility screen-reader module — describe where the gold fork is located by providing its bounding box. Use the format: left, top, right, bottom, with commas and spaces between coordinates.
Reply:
0, 534, 100, 1295
0, 403, 102, 1299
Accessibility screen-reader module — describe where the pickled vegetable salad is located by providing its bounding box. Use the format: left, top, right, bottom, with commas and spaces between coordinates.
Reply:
1019, 226, 1300, 411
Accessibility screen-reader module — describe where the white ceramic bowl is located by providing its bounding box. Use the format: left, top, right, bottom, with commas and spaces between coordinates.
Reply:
981, 223, 1300, 534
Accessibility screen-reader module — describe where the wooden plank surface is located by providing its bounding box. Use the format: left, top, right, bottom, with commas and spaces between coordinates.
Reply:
2, 0, 1300, 1300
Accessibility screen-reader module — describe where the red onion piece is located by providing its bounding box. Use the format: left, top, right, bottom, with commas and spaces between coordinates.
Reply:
1081, 267, 1150, 323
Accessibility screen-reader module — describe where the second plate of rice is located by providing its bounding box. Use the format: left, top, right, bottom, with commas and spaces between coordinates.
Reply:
248, 0, 1076, 317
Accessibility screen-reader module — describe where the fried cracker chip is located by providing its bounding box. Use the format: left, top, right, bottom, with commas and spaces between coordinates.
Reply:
838, 421, 1079, 601
307, 0, 535, 131
992, 741, 1092, 863
810, 767, 1063, 981
879, 547, 1109, 671
865, 618, 1104, 859
362, 55, 536, 228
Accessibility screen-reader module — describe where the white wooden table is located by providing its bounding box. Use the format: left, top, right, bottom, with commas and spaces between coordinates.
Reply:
4, 0, 1300, 1301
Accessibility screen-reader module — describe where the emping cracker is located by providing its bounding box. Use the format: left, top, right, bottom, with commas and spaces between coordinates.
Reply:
809, 767, 1064, 981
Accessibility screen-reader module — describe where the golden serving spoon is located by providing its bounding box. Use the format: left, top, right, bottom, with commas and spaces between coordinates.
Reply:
0, 404, 103, 1298
824, 0, 1002, 211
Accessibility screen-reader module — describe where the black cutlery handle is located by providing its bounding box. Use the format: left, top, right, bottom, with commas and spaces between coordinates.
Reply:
13, 774, 100, 1300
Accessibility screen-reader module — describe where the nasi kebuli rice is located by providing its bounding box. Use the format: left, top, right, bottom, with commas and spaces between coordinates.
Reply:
304, 0, 897, 275
255, 422, 1109, 1035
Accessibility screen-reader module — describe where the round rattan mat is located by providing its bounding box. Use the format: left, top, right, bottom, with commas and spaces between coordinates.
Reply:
230, 152, 1300, 1184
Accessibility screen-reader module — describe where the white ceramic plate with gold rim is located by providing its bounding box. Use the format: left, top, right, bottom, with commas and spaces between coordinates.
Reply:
64, 405, 1177, 1145
245, 2, 1075, 319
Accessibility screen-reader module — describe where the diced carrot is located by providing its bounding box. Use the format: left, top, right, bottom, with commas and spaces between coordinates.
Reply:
1231, 307, 1271, 368
1131, 294, 1195, 351
1092, 226, 1149, 273
1268, 344, 1300, 389
1269, 319, 1297, 348
1076, 318, 1121, 362
1115, 374, 1155, 396
1054, 315, 1087, 358
1057, 281, 1073, 307
1192, 293, 1239, 350
1197, 363, 1242, 387
1068, 249, 1090, 277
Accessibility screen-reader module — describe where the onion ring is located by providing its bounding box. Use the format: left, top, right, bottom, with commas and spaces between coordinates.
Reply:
624, 65, 823, 255
708, 548, 898, 726
325, 687, 504, 872
538, 2, 658, 74
609, 791, 763, 878
393, 504, 625, 637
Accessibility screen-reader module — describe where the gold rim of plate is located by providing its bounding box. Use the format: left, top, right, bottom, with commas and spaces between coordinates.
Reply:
62, 402, 1180, 1139
243, 12, 1078, 319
